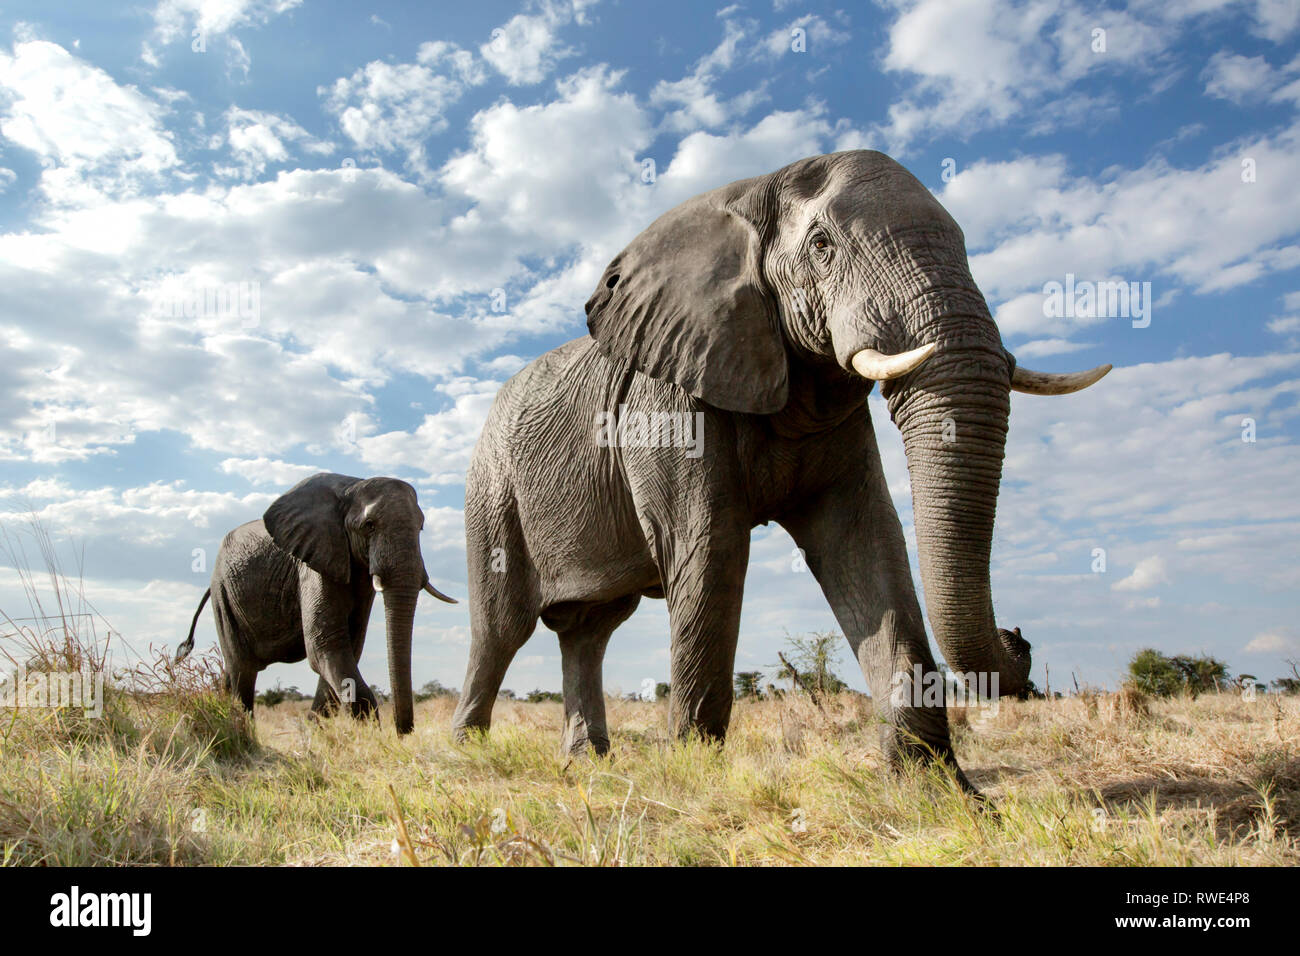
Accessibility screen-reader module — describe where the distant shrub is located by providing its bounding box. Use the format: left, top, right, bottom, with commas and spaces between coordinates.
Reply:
1128, 649, 1230, 698
256, 682, 310, 707
1272, 660, 1300, 695
415, 680, 457, 702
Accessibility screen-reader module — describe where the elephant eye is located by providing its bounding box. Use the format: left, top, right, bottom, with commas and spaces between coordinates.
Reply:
810, 234, 831, 255
362, 519, 376, 533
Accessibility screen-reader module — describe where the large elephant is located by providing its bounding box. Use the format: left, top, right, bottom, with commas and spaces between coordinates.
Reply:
451, 150, 1107, 783
176, 473, 456, 734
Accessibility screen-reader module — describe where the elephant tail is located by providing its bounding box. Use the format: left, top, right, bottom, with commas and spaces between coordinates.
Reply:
176, 588, 210, 663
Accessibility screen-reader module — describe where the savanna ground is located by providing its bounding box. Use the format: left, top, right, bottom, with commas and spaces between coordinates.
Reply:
2, 661, 1298, 866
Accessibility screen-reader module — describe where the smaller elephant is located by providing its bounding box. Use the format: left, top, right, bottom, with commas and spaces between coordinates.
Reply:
176, 473, 456, 734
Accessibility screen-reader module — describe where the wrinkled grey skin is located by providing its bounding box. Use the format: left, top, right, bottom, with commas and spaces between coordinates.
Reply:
177, 473, 455, 735
452, 151, 1099, 784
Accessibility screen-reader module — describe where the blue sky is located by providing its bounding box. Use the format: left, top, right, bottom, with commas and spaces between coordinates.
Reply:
1, 0, 1299, 698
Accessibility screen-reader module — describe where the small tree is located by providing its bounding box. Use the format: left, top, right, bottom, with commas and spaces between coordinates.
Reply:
655, 681, 670, 700
1170, 654, 1229, 694
1128, 649, 1230, 698
734, 671, 765, 699
1128, 649, 1184, 697
775, 632, 846, 697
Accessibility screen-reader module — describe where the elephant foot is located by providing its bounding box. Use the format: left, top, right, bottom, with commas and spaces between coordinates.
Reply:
563, 737, 611, 758
880, 720, 989, 803
308, 700, 338, 721
451, 722, 487, 745
349, 701, 380, 723
561, 714, 610, 757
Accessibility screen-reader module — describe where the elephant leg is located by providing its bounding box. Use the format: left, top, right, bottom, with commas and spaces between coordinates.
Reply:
308, 616, 365, 721
211, 590, 256, 713
620, 404, 751, 743
778, 440, 966, 783
552, 594, 640, 756
309, 639, 378, 721
654, 520, 750, 743
452, 517, 542, 741
299, 570, 378, 723
452, 596, 539, 740
229, 666, 257, 713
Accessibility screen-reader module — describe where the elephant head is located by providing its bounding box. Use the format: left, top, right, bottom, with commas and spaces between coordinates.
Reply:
586, 150, 1108, 698
263, 473, 454, 734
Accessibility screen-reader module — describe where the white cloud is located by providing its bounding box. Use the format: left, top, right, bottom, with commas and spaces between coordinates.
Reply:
354, 378, 503, 484
1112, 555, 1170, 591
215, 106, 331, 179
763, 13, 851, 58
0, 479, 272, 543
1244, 630, 1297, 654
1249, 0, 1300, 41
1125, 596, 1161, 609
219, 457, 320, 486
1013, 337, 1096, 358
143, 0, 302, 69
1202, 51, 1276, 102
441, 66, 654, 252
479, 0, 596, 86
149, 0, 302, 40
321, 43, 485, 180
649, 18, 771, 134
874, 0, 1295, 149
0, 40, 178, 198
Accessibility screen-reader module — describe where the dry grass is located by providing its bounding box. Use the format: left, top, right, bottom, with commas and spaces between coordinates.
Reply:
2, 684, 1297, 866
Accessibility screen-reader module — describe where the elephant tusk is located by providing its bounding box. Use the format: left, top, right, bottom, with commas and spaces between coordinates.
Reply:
372, 574, 384, 593
1010, 362, 1112, 395
423, 581, 458, 604
849, 342, 937, 381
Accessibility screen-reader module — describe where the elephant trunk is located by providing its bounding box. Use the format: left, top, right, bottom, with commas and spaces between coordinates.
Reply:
380, 587, 418, 735
887, 335, 1031, 699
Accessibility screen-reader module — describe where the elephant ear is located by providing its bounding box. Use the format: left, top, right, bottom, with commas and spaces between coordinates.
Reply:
263, 473, 361, 582
585, 179, 788, 414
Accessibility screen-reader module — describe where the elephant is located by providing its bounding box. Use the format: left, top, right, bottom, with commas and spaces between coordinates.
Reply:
176, 473, 456, 734
450, 150, 1108, 786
